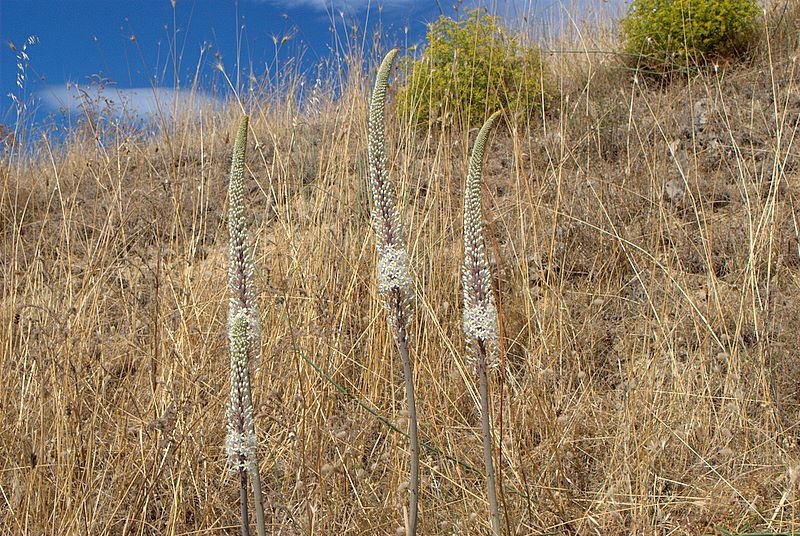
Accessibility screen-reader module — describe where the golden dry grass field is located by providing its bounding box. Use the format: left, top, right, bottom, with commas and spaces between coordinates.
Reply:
4, 4, 800, 534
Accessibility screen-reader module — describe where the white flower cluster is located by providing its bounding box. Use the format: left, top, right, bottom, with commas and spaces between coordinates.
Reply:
367, 49, 415, 311
377, 244, 414, 296
225, 430, 257, 471
225, 312, 258, 470
463, 295, 499, 345
461, 112, 502, 367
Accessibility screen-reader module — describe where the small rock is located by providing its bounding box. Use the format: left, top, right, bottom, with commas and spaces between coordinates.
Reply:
664, 179, 685, 202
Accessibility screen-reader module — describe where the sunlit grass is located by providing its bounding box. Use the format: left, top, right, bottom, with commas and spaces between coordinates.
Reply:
3, 2, 800, 534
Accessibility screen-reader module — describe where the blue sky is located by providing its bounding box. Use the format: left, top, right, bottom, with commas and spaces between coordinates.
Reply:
0, 0, 623, 126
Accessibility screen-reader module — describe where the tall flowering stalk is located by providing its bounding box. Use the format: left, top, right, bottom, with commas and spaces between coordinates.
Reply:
367, 48, 420, 535
462, 110, 503, 536
226, 115, 266, 536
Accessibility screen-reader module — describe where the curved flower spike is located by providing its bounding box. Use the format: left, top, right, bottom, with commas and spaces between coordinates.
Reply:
368, 48, 414, 309
462, 110, 502, 368
367, 49, 420, 536
462, 111, 504, 536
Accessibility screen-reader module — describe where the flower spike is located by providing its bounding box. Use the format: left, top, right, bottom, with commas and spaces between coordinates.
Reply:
228, 115, 261, 350
368, 48, 414, 309
226, 115, 267, 536
367, 48, 420, 536
226, 311, 257, 470
462, 110, 502, 368
462, 111, 504, 536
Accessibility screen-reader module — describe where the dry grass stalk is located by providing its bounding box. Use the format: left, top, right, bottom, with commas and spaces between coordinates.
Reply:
5, 9, 800, 534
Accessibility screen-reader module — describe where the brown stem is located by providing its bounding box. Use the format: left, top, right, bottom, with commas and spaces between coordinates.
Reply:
393, 289, 419, 535
244, 379, 267, 536
239, 462, 251, 536
478, 342, 502, 536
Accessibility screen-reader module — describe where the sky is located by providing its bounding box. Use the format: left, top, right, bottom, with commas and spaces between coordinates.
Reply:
0, 0, 624, 128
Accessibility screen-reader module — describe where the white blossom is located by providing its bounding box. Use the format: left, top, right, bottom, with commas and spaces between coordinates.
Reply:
225, 311, 257, 470
462, 111, 502, 368
367, 49, 415, 328
377, 244, 414, 296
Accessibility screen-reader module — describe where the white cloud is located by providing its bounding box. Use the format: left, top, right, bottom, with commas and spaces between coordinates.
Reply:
258, 0, 415, 12
37, 84, 220, 121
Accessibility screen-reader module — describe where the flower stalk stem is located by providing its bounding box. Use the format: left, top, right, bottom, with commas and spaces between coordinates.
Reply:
478, 346, 501, 536
245, 381, 267, 536
238, 465, 251, 536
394, 289, 419, 534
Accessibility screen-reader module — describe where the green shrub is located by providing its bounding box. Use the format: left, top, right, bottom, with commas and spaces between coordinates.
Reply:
621, 0, 760, 72
398, 9, 547, 128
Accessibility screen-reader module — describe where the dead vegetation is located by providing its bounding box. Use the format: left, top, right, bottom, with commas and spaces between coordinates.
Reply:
3, 4, 800, 534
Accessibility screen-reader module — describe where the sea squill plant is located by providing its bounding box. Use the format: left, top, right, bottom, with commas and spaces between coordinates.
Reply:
462, 110, 503, 536
226, 115, 267, 536
367, 48, 420, 535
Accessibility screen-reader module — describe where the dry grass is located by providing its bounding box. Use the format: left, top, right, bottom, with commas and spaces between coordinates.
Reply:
3, 5, 800, 535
